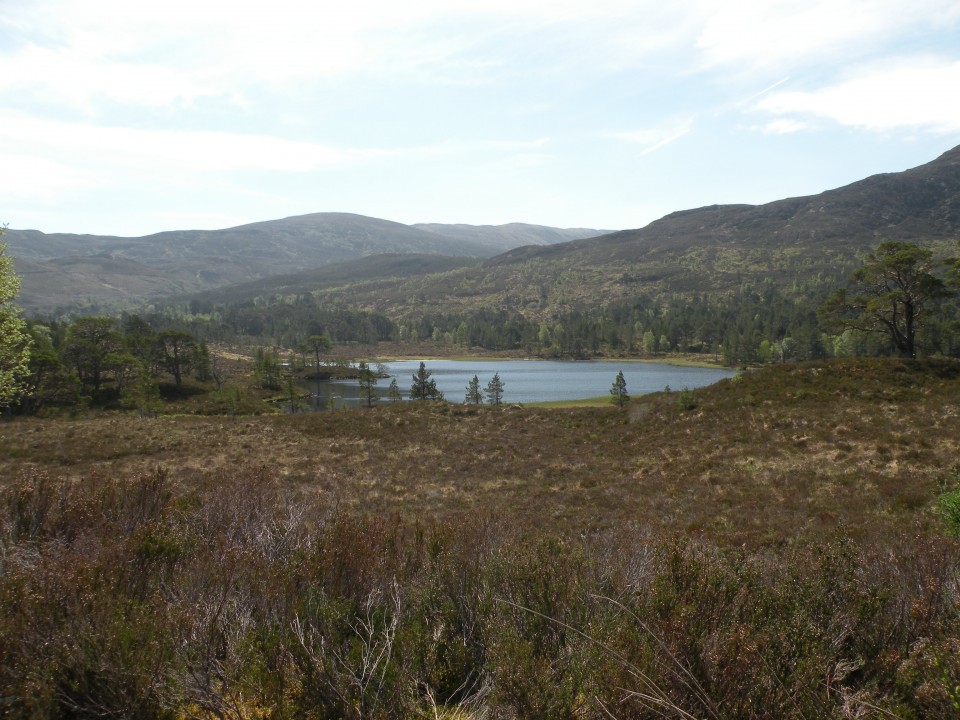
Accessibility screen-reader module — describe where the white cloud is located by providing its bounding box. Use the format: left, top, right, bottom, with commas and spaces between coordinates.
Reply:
0, 154, 95, 202
0, 113, 390, 178
695, 0, 960, 71
756, 57, 960, 134
757, 119, 810, 135
605, 119, 694, 155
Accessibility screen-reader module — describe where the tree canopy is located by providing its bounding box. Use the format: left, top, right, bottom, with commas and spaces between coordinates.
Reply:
610, 370, 629, 407
410, 361, 443, 401
485, 373, 504, 406
819, 241, 953, 358
0, 230, 31, 407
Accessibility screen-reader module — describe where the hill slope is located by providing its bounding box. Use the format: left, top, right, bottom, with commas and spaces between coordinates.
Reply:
4, 213, 609, 312
412, 222, 612, 253
286, 145, 960, 319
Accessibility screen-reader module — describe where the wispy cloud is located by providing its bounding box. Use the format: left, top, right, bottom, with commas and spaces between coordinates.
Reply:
605, 119, 694, 155
756, 119, 810, 135
694, 0, 960, 71
756, 57, 960, 134
2, 0, 959, 235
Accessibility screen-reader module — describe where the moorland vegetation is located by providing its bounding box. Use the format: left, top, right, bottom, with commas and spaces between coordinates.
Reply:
2, 358, 960, 717
3, 187, 960, 714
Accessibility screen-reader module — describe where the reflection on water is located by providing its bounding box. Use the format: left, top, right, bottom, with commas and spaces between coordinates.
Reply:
299, 359, 734, 409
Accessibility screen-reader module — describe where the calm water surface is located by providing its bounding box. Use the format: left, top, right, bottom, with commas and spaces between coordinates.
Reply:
314, 359, 734, 407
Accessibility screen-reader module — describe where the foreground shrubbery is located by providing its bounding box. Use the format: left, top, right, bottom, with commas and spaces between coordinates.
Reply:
1, 467, 958, 719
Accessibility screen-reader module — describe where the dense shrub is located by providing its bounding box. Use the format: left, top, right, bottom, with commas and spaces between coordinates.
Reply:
0, 467, 958, 718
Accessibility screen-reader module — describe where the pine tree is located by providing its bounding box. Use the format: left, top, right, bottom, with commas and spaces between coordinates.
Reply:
410, 361, 443, 401
358, 360, 379, 408
485, 372, 504, 406
465, 374, 483, 404
387, 377, 403, 402
193, 339, 213, 381
610, 370, 629, 407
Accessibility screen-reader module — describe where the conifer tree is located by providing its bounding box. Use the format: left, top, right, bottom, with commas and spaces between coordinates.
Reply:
465, 374, 483, 404
358, 360, 379, 408
485, 372, 504, 406
610, 370, 629, 407
410, 361, 443, 400
387, 377, 402, 402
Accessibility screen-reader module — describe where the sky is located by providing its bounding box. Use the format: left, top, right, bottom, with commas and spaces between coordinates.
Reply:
2, 0, 960, 237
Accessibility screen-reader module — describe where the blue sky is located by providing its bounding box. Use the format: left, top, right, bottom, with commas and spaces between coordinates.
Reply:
2, 0, 959, 236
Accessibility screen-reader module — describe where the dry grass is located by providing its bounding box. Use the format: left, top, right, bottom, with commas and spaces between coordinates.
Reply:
3, 357, 958, 547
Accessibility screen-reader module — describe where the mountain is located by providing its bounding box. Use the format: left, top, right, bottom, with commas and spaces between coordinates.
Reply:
247, 144, 960, 320
487, 143, 960, 278
3, 213, 611, 312
412, 222, 611, 254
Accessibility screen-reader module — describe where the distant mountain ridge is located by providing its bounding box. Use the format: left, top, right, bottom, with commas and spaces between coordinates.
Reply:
9, 144, 960, 316
228, 144, 960, 320
3, 213, 610, 311
412, 222, 614, 254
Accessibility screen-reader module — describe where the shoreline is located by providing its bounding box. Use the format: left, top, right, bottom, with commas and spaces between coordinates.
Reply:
368, 352, 726, 370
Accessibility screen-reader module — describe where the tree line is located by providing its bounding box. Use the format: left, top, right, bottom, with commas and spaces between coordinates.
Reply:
14, 314, 214, 415
5, 240, 960, 415
152, 250, 960, 365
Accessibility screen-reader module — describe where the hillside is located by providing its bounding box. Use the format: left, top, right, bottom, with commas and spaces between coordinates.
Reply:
412, 221, 612, 253
186, 253, 482, 306
4, 213, 609, 312
269, 145, 960, 320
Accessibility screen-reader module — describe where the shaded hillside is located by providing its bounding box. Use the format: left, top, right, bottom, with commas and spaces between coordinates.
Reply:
13, 255, 195, 313
291, 145, 960, 320
5, 213, 608, 312
185, 253, 481, 306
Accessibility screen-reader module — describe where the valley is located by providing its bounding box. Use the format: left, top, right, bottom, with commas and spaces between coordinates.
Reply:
3, 146, 960, 718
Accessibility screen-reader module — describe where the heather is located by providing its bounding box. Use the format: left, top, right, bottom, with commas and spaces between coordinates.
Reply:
1, 357, 960, 718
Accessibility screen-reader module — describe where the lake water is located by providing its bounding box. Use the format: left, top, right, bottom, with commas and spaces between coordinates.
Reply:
310, 359, 734, 407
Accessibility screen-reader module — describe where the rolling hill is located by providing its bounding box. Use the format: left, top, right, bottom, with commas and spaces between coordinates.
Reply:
239, 144, 960, 321
411, 222, 614, 253
3, 213, 609, 312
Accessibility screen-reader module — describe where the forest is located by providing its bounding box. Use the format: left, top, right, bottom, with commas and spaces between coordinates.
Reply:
2, 236, 960, 717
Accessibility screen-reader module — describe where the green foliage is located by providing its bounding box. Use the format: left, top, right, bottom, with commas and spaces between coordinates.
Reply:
63, 316, 123, 397
820, 241, 954, 358
936, 468, 960, 538
0, 234, 31, 408
410, 361, 443, 401
465, 374, 483, 405
609, 370, 629, 407
484, 372, 504, 406
192, 339, 212, 381
357, 360, 379, 408
254, 347, 282, 390
676, 386, 696, 411
387, 377, 402, 402
157, 330, 195, 387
